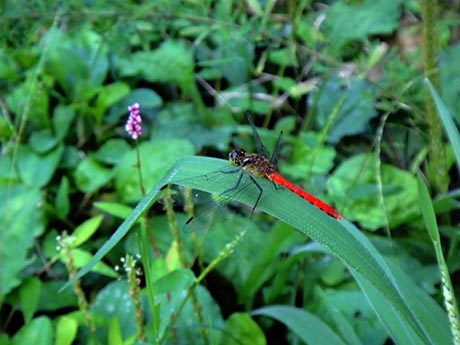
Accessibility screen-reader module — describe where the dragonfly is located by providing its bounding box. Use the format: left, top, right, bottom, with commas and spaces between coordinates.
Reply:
186, 113, 341, 225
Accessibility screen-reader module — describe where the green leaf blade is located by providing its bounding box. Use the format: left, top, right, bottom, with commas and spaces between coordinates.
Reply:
67, 156, 448, 344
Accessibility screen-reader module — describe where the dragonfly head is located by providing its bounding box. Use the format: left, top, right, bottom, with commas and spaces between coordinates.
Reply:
229, 149, 246, 166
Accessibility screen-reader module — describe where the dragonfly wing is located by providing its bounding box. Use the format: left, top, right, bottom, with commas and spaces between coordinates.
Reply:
270, 131, 283, 168
246, 112, 271, 159
183, 175, 263, 233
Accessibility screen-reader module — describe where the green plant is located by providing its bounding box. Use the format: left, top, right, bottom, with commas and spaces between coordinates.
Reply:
1, 1, 459, 344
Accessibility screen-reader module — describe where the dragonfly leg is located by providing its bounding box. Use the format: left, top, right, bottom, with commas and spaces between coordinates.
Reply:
272, 182, 282, 190
204, 168, 241, 180
247, 174, 263, 217
220, 168, 242, 175
222, 172, 244, 194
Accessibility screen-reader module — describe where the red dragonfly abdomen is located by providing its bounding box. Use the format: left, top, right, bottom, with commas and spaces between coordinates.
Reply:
268, 172, 342, 220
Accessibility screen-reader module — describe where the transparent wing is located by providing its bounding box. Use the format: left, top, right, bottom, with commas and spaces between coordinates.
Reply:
246, 112, 271, 159
270, 131, 283, 169
178, 167, 279, 233
246, 113, 283, 167
182, 175, 262, 233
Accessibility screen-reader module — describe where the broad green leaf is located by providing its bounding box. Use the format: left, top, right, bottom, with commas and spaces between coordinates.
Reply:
91, 281, 137, 340
59, 249, 117, 278
329, 154, 419, 230
94, 202, 134, 219
37, 281, 78, 311
94, 82, 130, 122
212, 32, 254, 86
114, 139, 194, 203
0, 151, 20, 186
55, 316, 78, 345
53, 105, 76, 142
199, 216, 267, 292
126, 88, 163, 109
11, 316, 52, 345
135, 40, 194, 85
268, 48, 296, 67
241, 223, 298, 302
17, 143, 64, 188
314, 77, 378, 144
272, 76, 296, 92
19, 277, 41, 324
29, 129, 58, 153
55, 176, 70, 219
5, 76, 50, 128
151, 269, 196, 338
65, 155, 447, 344
0, 185, 43, 297
71, 215, 104, 247
107, 317, 123, 345
252, 305, 346, 345
150, 103, 236, 151
172, 284, 225, 342
44, 27, 109, 100
92, 139, 131, 165
282, 132, 336, 179
74, 156, 114, 193
221, 313, 266, 345
0, 115, 13, 139
323, 0, 400, 50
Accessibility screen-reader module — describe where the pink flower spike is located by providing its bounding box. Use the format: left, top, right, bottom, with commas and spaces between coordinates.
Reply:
125, 103, 142, 140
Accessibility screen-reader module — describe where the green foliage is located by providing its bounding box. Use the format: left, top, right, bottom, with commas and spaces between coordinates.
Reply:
323, 0, 401, 53
253, 305, 347, 344
313, 77, 379, 144
330, 154, 419, 230
1, 0, 459, 344
1, 185, 43, 296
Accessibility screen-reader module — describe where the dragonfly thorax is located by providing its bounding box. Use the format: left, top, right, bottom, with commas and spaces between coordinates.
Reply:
229, 149, 275, 178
